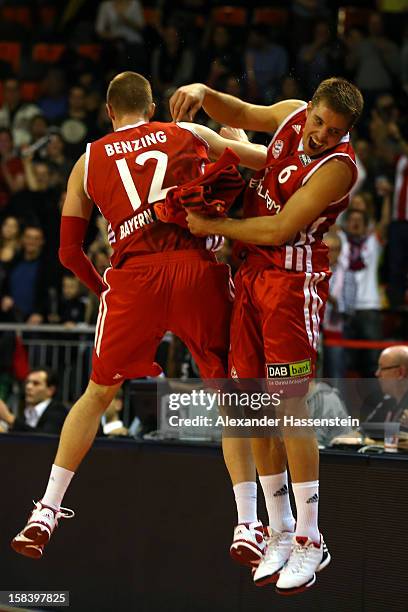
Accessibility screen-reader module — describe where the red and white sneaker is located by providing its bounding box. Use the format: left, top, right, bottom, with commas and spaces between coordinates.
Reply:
253, 527, 294, 587
11, 501, 75, 559
229, 521, 266, 568
275, 534, 331, 595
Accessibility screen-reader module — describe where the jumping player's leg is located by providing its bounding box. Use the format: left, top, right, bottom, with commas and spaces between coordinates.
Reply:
12, 264, 167, 559
257, 270, 330, 593
54, 380, 122, 472
11, 380, 121, 559
229, 266, 295, 539
169, 257, 262, 566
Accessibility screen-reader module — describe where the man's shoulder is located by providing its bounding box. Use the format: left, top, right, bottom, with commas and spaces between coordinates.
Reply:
45, 400, 68, 414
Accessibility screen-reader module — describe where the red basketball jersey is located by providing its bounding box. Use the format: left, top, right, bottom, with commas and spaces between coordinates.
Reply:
236, 104, 358, 273
85, 121, 210, 267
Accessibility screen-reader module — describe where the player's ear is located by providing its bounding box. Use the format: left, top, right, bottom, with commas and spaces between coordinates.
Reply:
306, 101, 313, 116
106, 103, 114, 121
147, 102, 155, 120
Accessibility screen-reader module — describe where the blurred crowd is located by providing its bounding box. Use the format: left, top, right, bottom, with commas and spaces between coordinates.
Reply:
0, 0, 407, 382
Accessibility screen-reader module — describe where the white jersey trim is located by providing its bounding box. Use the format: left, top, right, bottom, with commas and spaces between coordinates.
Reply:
177, 121, 210, 150
301, 152, 358, 205
84, 142, 91, 199
95, 267, 112, 357
268, 102, 307, 149
114, 121, 147, 132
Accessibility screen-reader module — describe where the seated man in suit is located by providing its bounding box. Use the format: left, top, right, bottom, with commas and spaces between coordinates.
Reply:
0, 367, 68, 434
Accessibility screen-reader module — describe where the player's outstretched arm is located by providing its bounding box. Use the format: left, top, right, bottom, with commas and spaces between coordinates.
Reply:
186, 159, 353, 245
170, 83, 304, 133
183, 122, 267, 170
59, 155, 105, 297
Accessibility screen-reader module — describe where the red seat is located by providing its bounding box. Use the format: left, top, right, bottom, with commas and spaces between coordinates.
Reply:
253, 8, 289, 27
20, 81, 41, 102
77, 44, 102, 62
0, 42, 21, 73
337, 7, 374, 36
1, 6, 31, 29
212, 6, 247, 26
143, 7, 161, 27
38, 5, 57, 28
32, 43, 65, 63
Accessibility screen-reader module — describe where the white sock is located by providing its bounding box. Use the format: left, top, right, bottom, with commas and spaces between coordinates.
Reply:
259, 471, 296, 533
233, 481, 257, 524
41, 464, 75, 510
292, 480, 320, 542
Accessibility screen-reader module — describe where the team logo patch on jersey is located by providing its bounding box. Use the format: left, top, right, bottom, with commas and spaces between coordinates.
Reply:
299, 153, 312, 167
272, 139, 284, 159
266, 359, 312, 379
230, 366, 238, 380
292, 124, 302, 135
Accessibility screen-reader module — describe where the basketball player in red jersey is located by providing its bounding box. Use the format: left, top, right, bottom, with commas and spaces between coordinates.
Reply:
170, 77, 363, 594
11, 72, 267, 559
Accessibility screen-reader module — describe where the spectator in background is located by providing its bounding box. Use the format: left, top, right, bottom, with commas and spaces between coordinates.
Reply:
291, 0, 329, 49
0, 79, 40, 147
151, 23, 195, 98
88, 101, 112, 141
96, 0, 146, 72
55, 275, 87, 327
11, 157, 62, 293
41, 133, 73, 188
0, 128, 25, 212
346, 13, 400, 107
196, 25, 243, 89
88, 216, 113, 258
306, 381, 352, 446
103, 389, 129, 436
0, 368, 68, 434
353, 138, 382, 195
322, 232, 346, 379
28, 115, 49, 148
275, 76, 305, 103
244, 25, 288, 104
2, 225, 49, 324
297, 20, 344, 98
160, 0, 208, 44
387, 123, 408, 309
59, 87, 93, 160
364, 345, 408, 430
91, 248, 110, 277
341, 193, 391, 376
0, 216, 21, 302
369, 93, 402, 170
38, 69, 68, 122
0, 216, 21, 264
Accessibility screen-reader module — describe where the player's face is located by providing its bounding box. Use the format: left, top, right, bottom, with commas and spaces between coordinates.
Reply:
303, 102, 350, 157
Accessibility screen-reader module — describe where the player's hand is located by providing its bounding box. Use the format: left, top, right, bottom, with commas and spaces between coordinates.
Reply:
169, 84, 206, 122
186, 211, 218, 237
219, 126, 249, 142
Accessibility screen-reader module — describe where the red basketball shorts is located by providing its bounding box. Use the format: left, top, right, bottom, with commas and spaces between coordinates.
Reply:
91, 250, 233, 386
229, 260, 329, 388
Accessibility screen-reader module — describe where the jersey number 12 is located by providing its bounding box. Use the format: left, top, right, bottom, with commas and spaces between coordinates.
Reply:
115, 150, 173, 212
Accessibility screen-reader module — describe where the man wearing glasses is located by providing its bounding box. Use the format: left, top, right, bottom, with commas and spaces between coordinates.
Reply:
366, 345, 408, 427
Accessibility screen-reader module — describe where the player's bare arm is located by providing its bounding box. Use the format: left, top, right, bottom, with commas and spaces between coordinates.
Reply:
186, 159, 353, 245
184, 122, 267, 170
170, 83, 304, 133
62, 154, 93, 219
